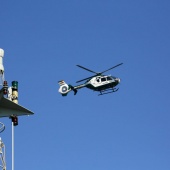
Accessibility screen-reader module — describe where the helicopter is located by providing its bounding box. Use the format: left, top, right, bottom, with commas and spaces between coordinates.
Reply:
58, 63, 123, 96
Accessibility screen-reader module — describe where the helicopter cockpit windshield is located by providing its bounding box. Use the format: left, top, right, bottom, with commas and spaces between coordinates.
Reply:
107, 76, 113, 81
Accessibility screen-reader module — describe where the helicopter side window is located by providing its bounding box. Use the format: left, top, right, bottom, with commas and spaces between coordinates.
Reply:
101, 78, 106, 82
96, 78, 100, 82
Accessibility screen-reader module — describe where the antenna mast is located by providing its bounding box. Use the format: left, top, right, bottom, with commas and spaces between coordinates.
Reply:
0, 122, 6, 170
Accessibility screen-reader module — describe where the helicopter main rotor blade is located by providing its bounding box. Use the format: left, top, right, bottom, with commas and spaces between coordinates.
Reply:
76, 65, 98, 74
76, 63, 123, 83
101, 63, 123, 74
76, 75, 96, 83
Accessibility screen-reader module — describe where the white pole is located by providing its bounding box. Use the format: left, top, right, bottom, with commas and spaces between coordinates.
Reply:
12, 122, 14, 170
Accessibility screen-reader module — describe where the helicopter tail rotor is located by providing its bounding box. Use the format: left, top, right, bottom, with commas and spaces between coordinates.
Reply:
58, 80, 77, 96
58, 80, 72, 96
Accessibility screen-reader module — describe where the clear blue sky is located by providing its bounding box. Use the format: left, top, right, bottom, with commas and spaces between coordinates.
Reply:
0, 0, 170, 170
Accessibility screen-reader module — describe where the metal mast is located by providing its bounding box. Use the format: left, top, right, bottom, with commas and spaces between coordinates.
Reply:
0, 122, 6, 170
0, 48, 34, 170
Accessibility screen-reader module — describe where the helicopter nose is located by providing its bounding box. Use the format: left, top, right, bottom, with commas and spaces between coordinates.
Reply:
116, 78, 121, 83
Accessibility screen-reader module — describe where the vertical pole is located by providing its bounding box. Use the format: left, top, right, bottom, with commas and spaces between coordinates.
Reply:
12, 121, 14, 170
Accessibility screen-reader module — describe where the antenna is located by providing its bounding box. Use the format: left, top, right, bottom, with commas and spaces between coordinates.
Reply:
0, 49, 5, 86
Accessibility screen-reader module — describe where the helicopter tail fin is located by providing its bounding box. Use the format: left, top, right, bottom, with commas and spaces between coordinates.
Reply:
58, 80, 77, 96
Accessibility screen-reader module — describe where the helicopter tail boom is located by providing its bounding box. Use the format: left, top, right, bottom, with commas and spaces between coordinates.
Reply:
58, 80, 87, 96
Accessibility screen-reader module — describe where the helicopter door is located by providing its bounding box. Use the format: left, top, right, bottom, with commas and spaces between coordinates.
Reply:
101, 77, 107, 84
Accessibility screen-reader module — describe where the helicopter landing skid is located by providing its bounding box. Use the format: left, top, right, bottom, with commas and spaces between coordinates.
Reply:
98, 88, 119, 96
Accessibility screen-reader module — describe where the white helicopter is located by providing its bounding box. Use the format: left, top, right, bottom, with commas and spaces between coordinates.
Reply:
58, 63, 123, 96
